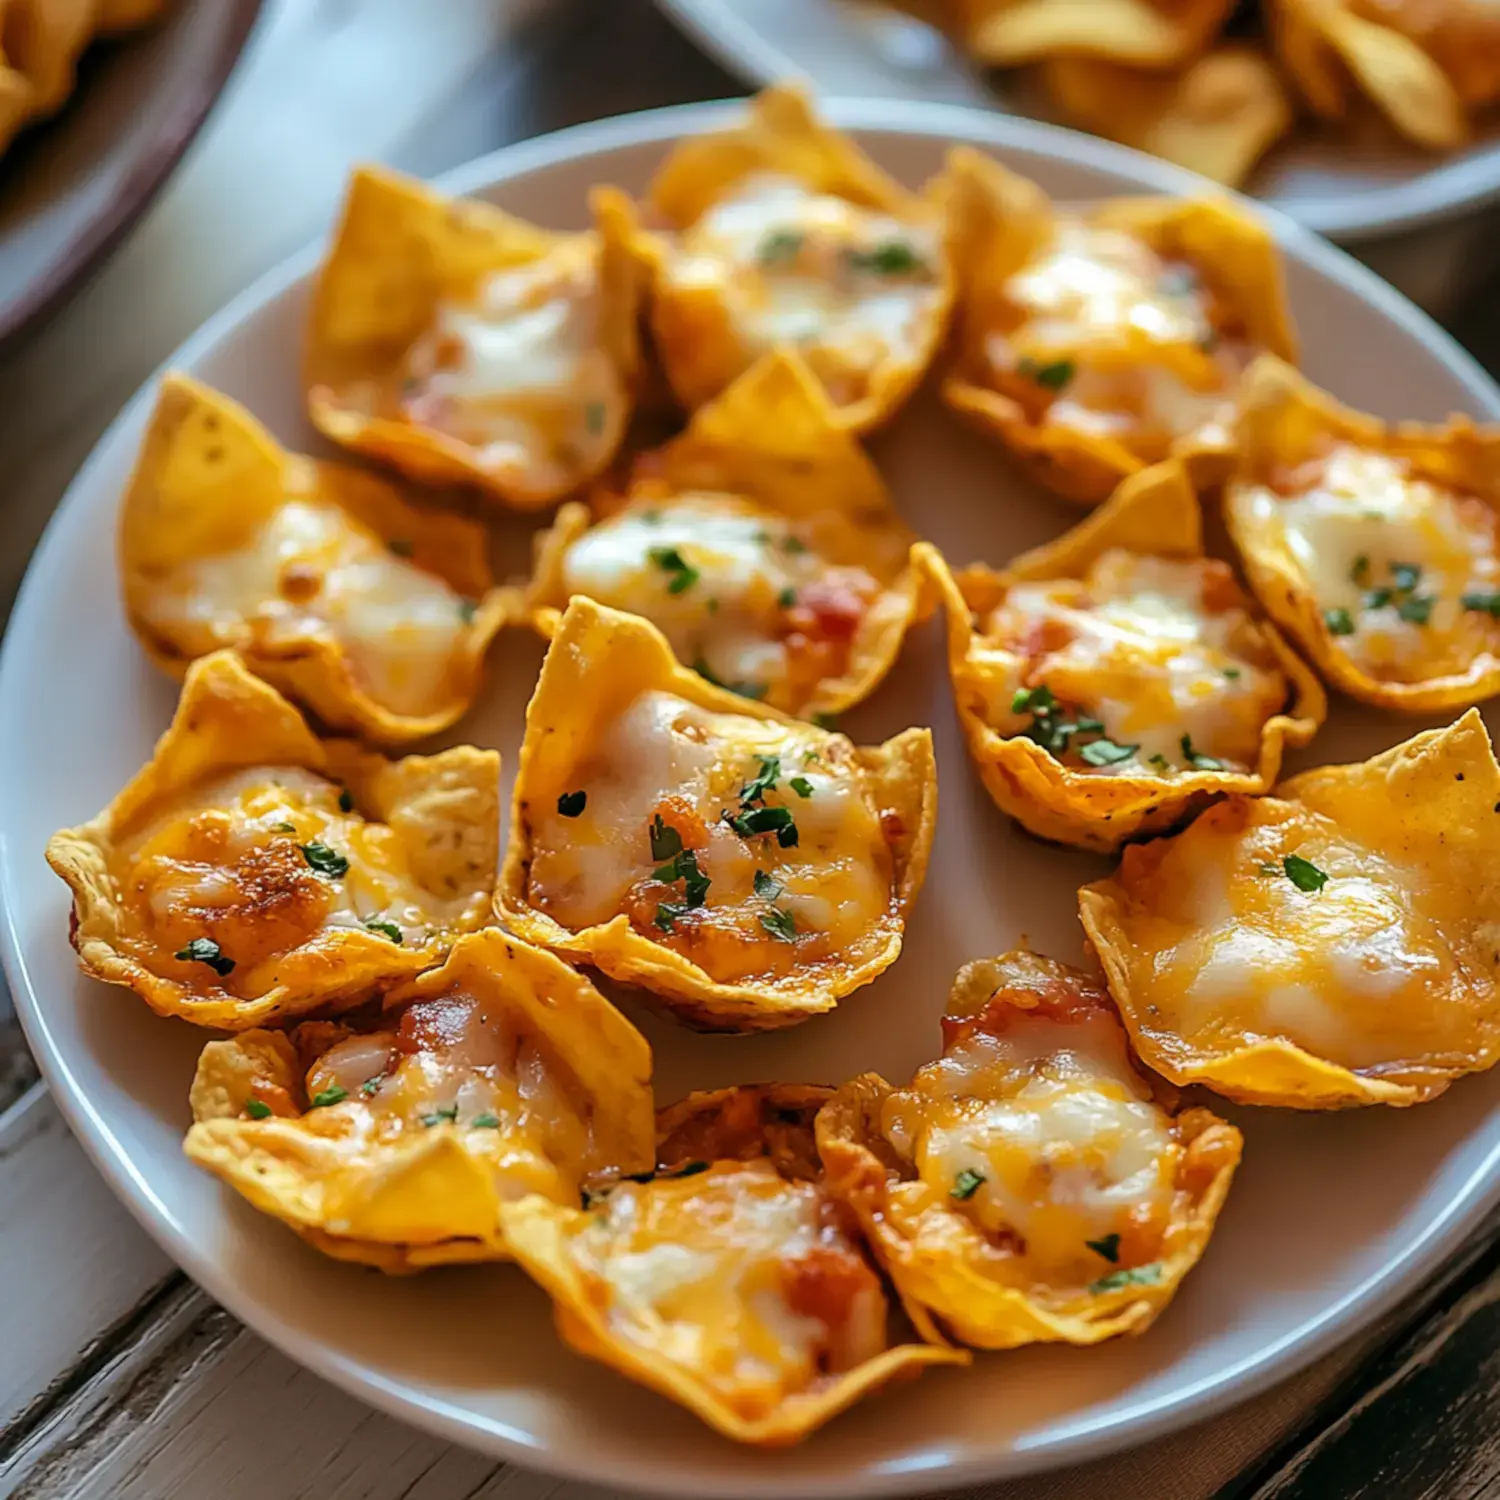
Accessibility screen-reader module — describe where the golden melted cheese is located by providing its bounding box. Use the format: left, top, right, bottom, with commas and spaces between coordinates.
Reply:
525, 690, 895, 984
571, 1161, 886, 1417
993, 223, 1244, 458
1121, 797, 1473, 1072
559, 496, 878, 709
146, 498, 472, 718
879, 1001, 1177, 1291
397, 238, 626, 493
1243, 442, 1500, 683
977, 550, 1287, 773
119, 767, 479, 988
663, 174, 943, 407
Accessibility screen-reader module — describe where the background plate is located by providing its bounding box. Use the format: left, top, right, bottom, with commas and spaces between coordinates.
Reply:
5, 99, 1500, 1499
654, 0, 1500, 242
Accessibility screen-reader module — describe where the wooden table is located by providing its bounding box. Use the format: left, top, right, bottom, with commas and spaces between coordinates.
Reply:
4, 3, 1500, 1497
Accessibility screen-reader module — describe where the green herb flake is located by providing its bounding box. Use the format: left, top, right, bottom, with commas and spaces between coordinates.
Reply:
782, 535, 809, 556
1350, 554, 1370, 584
1016, 356, 1075, 391
269, 821, 296, 834
1463, 591, 1500, 616
420, 1104, 460, 1127
728, 804, 798, 847
846, 239, 925, 275
300, 841, 349, 878
338, 788, 354, 813
1149, 753, 1171, 772
777, 586, 797, 609
1079, 737, 1137, 767
655, 901, 689, 933
753, 869, 783, 900
557, 789, 588, 818
457, 598, 478, 625
648, 544, 700, 595
310, 1086, 348, 1109
654, 847, 711, 908
360, 1075, 386, 1098
387, 538, 414, 558
812, 711, 839, 730
1283, 853, 1329, 893
1086, 1233, 1122, 1263
1323, 606, 1356, 636
1397, 594, 1434, 625
175, 937, 235, 976
649, 813, 684, 862
1181, 734, 1226, 771
1223, 667, 1241, 680
789, 775, 814, 798
244, 1099, 273, 1120
1391, 561, 1422, 593
471, 1113, 502, 1129
363, 918, 404, 944
1089, 1262, 1162, 1295
760, 906, 797, 943
757, 228, 804, 264
740, 754, 782, 807
950, 1168, 985, 1200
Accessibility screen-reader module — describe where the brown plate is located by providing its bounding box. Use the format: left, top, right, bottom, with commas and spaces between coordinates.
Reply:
0, 0, 263, 349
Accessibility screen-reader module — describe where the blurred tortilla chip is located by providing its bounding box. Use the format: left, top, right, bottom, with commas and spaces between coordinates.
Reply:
955, 0, 1237, 67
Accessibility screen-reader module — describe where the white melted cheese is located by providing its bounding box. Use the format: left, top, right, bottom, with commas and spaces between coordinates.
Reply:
401, 244, 624, 490
666, 172, 942, 379
1241, 443, 1500, 681
160, 499, 469, 718
884, 1008, 1175, 1278
985, 551, 1284, 773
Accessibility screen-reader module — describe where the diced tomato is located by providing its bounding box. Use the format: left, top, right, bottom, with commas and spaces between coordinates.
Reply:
781, 1243, 880, 1332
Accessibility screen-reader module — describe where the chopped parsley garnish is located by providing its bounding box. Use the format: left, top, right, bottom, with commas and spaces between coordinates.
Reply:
1016, 356, 1075, 391
387, 538, 414, 558
471, 1113, 502, 1129
740, 754, 781, 806
950, 1168, 985, 1200
1079, 737, 1137, 767
782, 535, 808, 555
338, 787, 354, 813
244, 1099, 273, 1120
360, 1075, 386, 1097
457, 598, 478, 624
1089, 1262, 1162, 1295
760, 906, 798, 942
300, 841, 349, 878
649, 813, 683, 862
654, 847, 710, 908
757, 228, 804, 264
1283, 853, 1329, 893
846, 239, 925, 275
1397, 594, 1434, 625
647, 544, 700, 595
1222, 667, 1241, 680
1356, 560, 1432, 627
557, 790, 587, 817
777, 586, 797, 609
175, 937, 234, 976
1463, 591, 1500, 616
363, 918, 403, 944
1086, 1233, 1121, 1263
1181, 734, 1225, 771
728, 805, 799, 847
583, 400, 605, 435
1323, 606, 1355, 636
310, 1086, 348, 1109
812, 711, 839, 730
1149, 753, 1171, 772
789, 775, 814, 798
753, 869, 783, 900
1350, 554, 1370, 583
420, 1104, 460, 1127
655, 901, 690, 933
1391, 561, 1422, 593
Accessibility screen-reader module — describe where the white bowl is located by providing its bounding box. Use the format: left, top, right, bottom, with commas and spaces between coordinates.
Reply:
5, 99, 1500, 1499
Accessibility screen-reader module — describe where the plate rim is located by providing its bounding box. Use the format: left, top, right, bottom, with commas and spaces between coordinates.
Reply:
5, 95, 1500, 1497
652, 0, 1500, 244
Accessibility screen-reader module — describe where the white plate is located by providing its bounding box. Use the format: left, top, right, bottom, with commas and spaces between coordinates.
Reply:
655, 0, 1500, 243
5, 99, 1500, 1500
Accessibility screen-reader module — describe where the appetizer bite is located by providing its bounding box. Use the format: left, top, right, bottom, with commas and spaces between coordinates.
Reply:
1271, 0, 1492, 150
119, 375, 506, 746
499, 1083, 966, 1445
947, 0, 1237, 68
919, 460, 1324, 853
1039, 46, 1294, 188
1079, 711, 1500, 1108
498, 598, 936, 1032
47, 652, 498, 1029
1224, 356, 1500, 714
817, 951, 1241, 1348
304, 165, 639, 509
184, 928, 654, 1271
942, 146, 1297, 505
634, 84, 954, 431
524, 349, 922, 719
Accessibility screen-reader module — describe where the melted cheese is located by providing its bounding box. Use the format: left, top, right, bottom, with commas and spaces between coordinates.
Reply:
880, 1006, 1176, 1288
120, 766, 477, 982
525, 690, 894, 983
148, 499, 471, 718
398, 239, 625, 491
571, 1161, 886, 1414
1241, 443, 1500, 683
663, 173, 943, 403
560, 495, 877, 708
1128, 799, 1470, 1072
978, 550, 1286, 773
992, 223, 1244, 459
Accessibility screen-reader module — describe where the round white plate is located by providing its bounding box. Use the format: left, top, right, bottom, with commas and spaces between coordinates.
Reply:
655, 0, 1500, 243
5, 99, 1500, 1499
